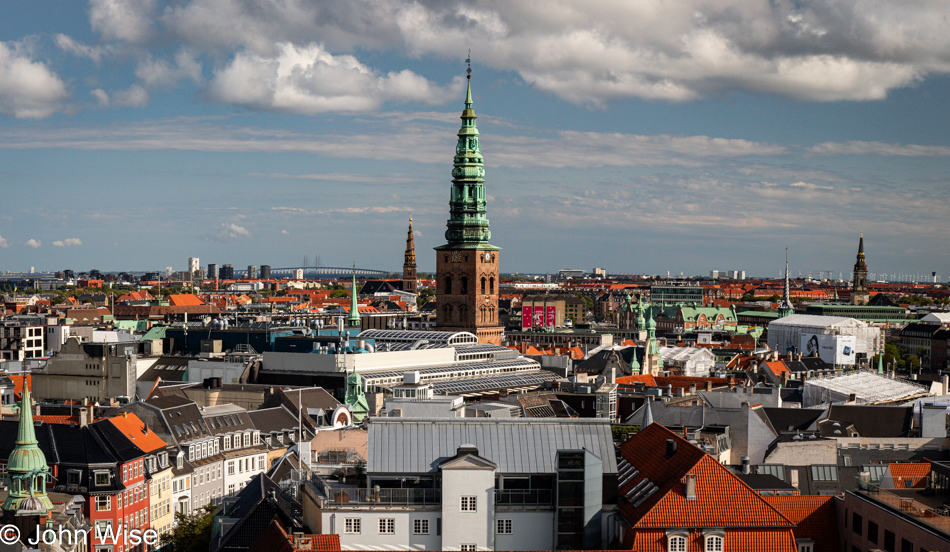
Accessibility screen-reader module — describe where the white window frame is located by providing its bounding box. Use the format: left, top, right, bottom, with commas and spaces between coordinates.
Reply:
94, 470, 110, 487
378, 518, 395, 534
460, 495, 477, 512
460, 545, 476, 552
704, 532, 725, 552
95, 495, 111, 511
413, 519, 429, 535
344, 518, 361, 534
496, 519, 512, 534
667, 534, 687, 552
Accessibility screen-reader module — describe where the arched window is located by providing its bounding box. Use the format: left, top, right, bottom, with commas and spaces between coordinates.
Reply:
489, 277, 495, 294
704, 535, 723, 552
460, 276, 468, 294
481, 277, 487, 294
668, 535, 687, 552
444, 276, 452, 295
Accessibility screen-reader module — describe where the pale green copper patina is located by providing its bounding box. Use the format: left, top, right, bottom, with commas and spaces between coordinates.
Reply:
347, 269, 361, 327
2, 383, 53, 513
436, 58, 500, 252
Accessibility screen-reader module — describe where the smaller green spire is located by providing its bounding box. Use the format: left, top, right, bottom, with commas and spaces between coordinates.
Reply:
877, 354, 884, 375
347, 268, 361, 327
3, 382, 53, 513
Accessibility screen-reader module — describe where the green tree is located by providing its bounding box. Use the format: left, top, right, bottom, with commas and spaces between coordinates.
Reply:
164, 505, 216, 552
330, 289, 350, 299
417, 288, 436, 308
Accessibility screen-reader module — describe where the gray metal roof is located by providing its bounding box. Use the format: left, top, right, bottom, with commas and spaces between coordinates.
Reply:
430, 370, 559, 395
367, 418, 617, 475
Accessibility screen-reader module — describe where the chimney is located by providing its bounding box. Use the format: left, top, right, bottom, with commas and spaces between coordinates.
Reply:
782, 371, 789, 386
676, 387, 685, 397
689, 384, 697, 395
79, 408, 89, 428
665, 439, 677, 457
705, 381, 713, 392
685, 474, 697, 500
741, 456, 751, 474
942, 375, 948, 396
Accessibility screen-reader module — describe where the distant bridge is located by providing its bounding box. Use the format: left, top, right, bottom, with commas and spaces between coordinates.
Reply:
250, 266, 391, 278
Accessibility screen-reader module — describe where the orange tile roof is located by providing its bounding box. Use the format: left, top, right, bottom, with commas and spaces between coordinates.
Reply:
106, 412, 167, 453
167, 293, 205, 306
248, 520, 340, 552
33, 415, 80, 425
763, 495, 839, 552
619, 424, 794, 530
627, 528, 796, 552
763, 360, 791, 376
8, 374, 31, 400
888, 461, 931, 488
615, 374, 658, 387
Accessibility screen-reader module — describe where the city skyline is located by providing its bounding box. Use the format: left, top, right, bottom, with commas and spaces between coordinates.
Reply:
1, 1, 949, 277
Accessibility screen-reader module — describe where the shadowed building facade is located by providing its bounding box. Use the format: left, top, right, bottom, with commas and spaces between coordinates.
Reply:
435, 64, 503, 345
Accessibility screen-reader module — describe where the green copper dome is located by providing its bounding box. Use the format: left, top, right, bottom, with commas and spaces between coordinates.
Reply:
436, 70, 500, 252
3, 383, 54, 513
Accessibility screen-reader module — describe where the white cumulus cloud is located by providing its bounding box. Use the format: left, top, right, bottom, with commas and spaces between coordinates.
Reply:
207, 43, 462, 114
0, 234, 8, 248
113, 84, 150, 108
25, 239, 41, 248
0, 41, 69, 119
217, 223, 251, 239
135, 51, 203, 88
52, 238, 82, 247
89, 0, 156, 43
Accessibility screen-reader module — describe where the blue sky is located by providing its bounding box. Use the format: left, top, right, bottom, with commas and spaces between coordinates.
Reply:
1, 1, 949, 280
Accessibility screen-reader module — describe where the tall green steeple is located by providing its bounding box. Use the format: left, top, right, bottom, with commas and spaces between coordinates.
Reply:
778, 248, 794, 318
347, 268, 361, 328
3, 383, 53, 513
436, 55, 499, 252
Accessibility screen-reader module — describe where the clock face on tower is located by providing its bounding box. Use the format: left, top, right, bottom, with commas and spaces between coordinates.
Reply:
452, 252, 461, 263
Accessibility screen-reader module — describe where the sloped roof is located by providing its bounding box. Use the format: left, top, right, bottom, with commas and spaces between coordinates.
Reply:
367, 418, 616, 475
167, 294, 205, 306
887, 461, 931, 488
628, 528, 796, 552
248, 520, 340, 552
618, 424, 793, 529
763, 495, 839, 552
104, 412, 167, 453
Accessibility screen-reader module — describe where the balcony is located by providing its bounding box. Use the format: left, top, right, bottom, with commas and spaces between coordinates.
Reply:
325, 485, 441, 506
495, 489, 553, 508
857, 476, 950, 535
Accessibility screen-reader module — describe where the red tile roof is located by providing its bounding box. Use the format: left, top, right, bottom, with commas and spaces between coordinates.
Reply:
628, 528, 797, 552
248, 520, 340, 552
763, 495, 839, 552
167, 293, 205, 306
619, 424, 794, 530
888, 460, 931, 488
106, 412, 167, 453
763, 360, 791, 376
33, 415, 80, 425
616, 374, 658, 387
8, 374, 31, 400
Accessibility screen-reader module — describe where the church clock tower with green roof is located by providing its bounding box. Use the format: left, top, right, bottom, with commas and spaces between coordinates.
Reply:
435, 57, 503, 345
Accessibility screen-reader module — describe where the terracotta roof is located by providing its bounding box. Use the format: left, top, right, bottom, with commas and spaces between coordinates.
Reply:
167, 293, 205, 306
619, 424, 794, 530
8, 374, 31, 400
616, 374, 658, 387
106, 412, 167, 453
628, 528, 796, 552
32, 415, 80, 425
248, 519, 340, 552
888, 460, 931, 488
764, 495, 839, 552
763, 360, 791, 376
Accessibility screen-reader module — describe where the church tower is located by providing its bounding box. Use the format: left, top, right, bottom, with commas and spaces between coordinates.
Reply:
402, 215, 418, 294
3, 382, 53, 541
851, 234, 870, 305
778, 248, 794, 318
435, 58, 503, 345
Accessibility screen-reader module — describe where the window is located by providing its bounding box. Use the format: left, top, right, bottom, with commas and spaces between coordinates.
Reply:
883, 529, 894, 552
460, 545, 476, 552
705, 535, 723, 552
460, 496, 477, 512
95, 495, 111, 511
797, 544, 813, 552
94, 470, 110, 486
668, 536, 687, 552
852, 512, 862, 536
413, 519, 429, 535
244, 433, 250, 447
378, 519, 394, 534
901, 538, 914, 552
496, 519, 512, 534
344, 518, 361, 534
228, 461, 235, 475
868, 521, 878, 544
224, 436, 230, 449
118, 493, 122, 508
67, 470, 81, 485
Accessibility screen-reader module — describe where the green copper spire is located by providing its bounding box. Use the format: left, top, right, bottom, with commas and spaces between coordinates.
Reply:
646, 310, 663, 369
436, 55, 500, 252
778, 248, 794, 318
877, 353, 884, 375
3, 382, 53, 513
344, 371, 369, 423
347, 268, 361, 327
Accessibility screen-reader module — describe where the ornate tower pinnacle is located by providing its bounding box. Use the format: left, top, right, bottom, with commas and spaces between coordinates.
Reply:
347, 265, 361, 328
778, 248, 794, 318
402, 214, 418, 294
851, 234, 869, 305
3, 382, 53, 514
436, 55, 498, 251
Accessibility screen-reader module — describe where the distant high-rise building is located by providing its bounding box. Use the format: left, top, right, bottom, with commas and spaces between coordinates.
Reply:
188, 257, 200, 274
260, 265, 271, 279
207, 263, 218, 279
89, 269, 102, 279
851, 234, 869, 305
402, 215, 417, 294
434, 63, 503, 345
63, 269, 74, 280
165, 267, 173, 277
219, 264, 234, 280
247, 265, 258, 279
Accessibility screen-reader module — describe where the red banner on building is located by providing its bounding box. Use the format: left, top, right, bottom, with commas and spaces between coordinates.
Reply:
522, 306, 533, 329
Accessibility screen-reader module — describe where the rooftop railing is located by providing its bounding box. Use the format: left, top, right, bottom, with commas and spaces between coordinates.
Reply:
327, 487, 442, 506
495, 489, 553, 507
857, 476, 950, 535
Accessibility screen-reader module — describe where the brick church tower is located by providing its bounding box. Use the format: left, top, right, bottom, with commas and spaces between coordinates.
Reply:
402, 215, 418, 294
435, 59, 503, 345
851, 234, 869, 305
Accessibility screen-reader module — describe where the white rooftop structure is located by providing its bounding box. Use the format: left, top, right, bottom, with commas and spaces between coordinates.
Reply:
920, 312, 950, 325
659, 346, 715, 377
767, 314, 882, 358
803, 370, 930, 407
